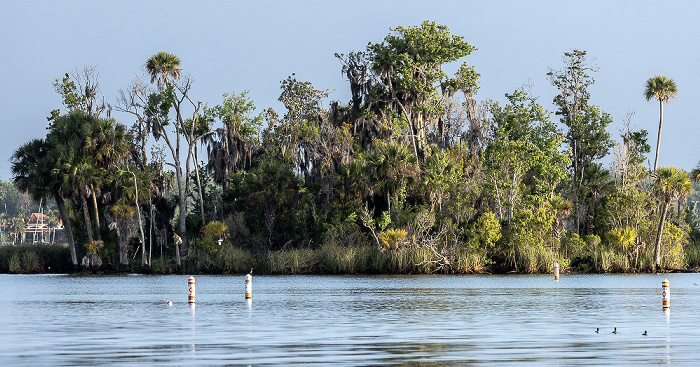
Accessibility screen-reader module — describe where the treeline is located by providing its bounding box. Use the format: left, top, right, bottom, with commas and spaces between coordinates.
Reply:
8, 21, 700, 274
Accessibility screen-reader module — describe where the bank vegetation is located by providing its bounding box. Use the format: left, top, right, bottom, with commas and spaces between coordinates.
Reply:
6, 21, 700, 275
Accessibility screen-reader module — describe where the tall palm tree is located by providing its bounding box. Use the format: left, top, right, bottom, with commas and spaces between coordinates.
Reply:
652, 166, 691, 271
68, 157, 100, 244
46, 111, 131, 250
145, 51, 182, 85
144, 51, 189, 263
11, 139, 79, 266
645, 75, 677, 171
84, 116, 131, 240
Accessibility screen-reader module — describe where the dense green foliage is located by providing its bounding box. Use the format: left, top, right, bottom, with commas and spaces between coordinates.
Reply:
6, 21, 700, 274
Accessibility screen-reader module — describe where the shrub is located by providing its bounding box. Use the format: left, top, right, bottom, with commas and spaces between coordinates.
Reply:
378, 228, 408, 249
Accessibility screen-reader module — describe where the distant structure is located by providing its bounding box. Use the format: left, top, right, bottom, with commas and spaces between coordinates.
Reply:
0, 213, 64, 244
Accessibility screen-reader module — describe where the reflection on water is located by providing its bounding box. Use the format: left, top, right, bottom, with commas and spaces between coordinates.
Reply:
1, 273, 699, 365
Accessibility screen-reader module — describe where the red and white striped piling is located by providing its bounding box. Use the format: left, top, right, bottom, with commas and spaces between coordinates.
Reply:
245, 273, 252, 299
188, 276, 196, 304
554, 263, 560, 281
662, 279, 670, 309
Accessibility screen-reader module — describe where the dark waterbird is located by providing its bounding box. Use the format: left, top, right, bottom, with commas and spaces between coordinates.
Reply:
613, 327, 618, 334
643, 330, 647, 336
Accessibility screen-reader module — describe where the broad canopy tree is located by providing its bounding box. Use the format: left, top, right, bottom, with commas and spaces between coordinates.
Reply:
548, 50, 614, 234
367, 21, 479, 161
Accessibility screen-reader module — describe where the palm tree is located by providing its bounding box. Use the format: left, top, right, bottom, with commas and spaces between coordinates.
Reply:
146, 51, 182, 85
644, 75, 677, 171
11, 139, 79, 266
652, 166, 691, 271
336, 158, 372, 203
421, 149, 459, 211
144, 51, 191, 263
692, 166, 700, 183
85, 116, 131, 241
46, 111, 132, 248
71, 157, 100, 244
250, 160, 299, 250
366, 141, 418, 215
7, 217, 25, 244
607, 227, 637, 252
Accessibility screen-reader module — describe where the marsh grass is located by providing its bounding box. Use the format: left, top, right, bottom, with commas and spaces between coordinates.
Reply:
0, 243, 71, 273
515, 246, 558, 274
684, 243, 700, 268
150, 257, 177, 274
6, 240, 700, 274
454, 250, 492, 273
593, 248, 631, 273
218, 246, 256, 273
263, 248, 315, 274
316, 244, 366, 274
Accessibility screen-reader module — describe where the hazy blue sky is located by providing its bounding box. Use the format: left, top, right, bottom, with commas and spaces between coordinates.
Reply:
1, 1, 698, 180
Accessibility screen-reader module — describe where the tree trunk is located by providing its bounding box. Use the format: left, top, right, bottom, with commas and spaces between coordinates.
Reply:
176, 163, 186, 265
116, 219, 130, 266
654, 201, 670, 271
264, 202, 277, 251
55, 195, 78, 266
157, 127, 183, 266
149, 201, 154, 265
184, 148, 192, 259
192, 144, 206, 225
136, 203, 146, 266
653, 100, 663, 172
91, 189, 101, 241
81, 188, 94, 243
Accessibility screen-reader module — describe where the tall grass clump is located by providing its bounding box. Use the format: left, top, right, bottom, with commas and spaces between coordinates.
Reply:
515, 246, 558, 274
7, 252, 21, 273
593, 248, 631, 273
366, 246, 437, 274
684, 242, 700, 268
150, 257, 178, 274
315, 244, 367, 274
217, 246, 255, 273
263, 248, 315, 274
454, 249, 492, 273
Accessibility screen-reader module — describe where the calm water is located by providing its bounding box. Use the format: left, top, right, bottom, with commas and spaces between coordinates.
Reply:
1, 273, 699, 366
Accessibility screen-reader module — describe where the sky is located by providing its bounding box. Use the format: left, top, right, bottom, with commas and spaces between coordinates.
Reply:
1, 1, 698, 180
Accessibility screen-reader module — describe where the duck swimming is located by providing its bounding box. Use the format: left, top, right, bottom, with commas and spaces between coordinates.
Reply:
595, 328, 599, 333
643, 330, 647, 336
613, 327, 618, 334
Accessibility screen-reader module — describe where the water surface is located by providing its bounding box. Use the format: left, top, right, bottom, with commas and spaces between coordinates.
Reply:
1, 273, 698, 365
